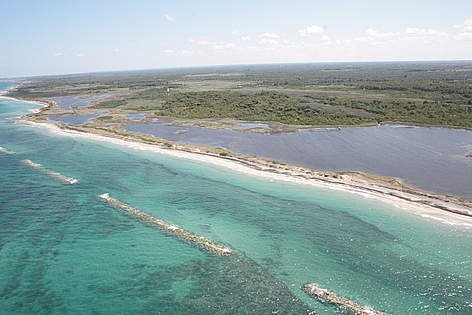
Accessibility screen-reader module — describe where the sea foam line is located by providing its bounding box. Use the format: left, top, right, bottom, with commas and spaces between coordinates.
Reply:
98, 193, 232, 256
419, 214, 472, 227
21, 159, 78, 185
0, 146, 14, 155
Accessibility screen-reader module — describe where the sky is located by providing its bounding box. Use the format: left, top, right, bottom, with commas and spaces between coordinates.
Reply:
1, 0, 472, 77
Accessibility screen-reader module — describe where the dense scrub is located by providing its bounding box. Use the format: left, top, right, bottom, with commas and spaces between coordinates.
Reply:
8, 61, 472, 128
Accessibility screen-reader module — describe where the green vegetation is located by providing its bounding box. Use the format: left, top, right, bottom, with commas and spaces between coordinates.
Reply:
8, 62, 472, 128
155, 91, 372, 125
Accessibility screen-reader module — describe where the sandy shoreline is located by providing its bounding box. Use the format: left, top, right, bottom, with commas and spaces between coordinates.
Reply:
18, 117, 472, 228
2, 93, 471, 228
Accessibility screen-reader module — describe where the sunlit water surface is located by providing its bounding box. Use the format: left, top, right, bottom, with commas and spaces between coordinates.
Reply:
1, 93, 471, 314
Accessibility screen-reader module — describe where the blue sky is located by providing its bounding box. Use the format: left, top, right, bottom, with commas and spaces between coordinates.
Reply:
1, 0, 472, 77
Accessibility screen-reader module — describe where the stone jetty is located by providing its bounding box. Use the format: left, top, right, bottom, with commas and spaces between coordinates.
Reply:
98, 193, 232, 256
21, 159, 78, 184
303, 283, 386, 315
0, 146, 14, 154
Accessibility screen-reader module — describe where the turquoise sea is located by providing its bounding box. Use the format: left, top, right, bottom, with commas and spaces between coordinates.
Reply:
0, 87, 471, 314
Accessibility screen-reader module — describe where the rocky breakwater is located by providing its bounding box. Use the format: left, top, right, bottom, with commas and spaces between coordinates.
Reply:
21, 159, 79, 184
0, 146, 14, 154
98, 193, 232, 256
303, 283, 386, 315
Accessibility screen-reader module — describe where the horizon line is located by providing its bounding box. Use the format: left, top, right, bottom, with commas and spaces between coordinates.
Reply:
4, 58, 472, 80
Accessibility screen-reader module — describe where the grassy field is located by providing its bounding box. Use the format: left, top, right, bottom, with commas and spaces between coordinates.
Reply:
8, 61, 472, 128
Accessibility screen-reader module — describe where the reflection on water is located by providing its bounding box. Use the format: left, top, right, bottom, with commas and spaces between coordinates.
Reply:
49, 94, 112, 108
48, 110, 109, 125
126, 113, 146, 121
235, 123, 270, 129
124, 123, 472, 198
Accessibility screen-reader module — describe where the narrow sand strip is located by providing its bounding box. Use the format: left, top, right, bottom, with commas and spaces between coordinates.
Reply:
21, 119, 472, 229
98, 193, 232, 256
21, 159, 78, 185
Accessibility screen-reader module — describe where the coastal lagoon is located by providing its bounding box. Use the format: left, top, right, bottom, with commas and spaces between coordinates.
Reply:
125, 123, 472, 199
47, 110, 109, 125
1, 95, 472, 314
49, 94, 112, 108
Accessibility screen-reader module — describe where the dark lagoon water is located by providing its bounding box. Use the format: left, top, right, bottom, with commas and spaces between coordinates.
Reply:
124, 123, 472, 199
49, 94, 112, 108
1, 92, 472, 314
47, 110, 109, 125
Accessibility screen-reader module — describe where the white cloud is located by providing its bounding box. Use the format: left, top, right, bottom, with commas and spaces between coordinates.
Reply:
180, 50, 194, 55
259, 38, 278, 45
453, 18, 472, 40
366, 28, 399, 38
164, 14, 175, 22
298, 25, 324, 36
260, 32, 280, 39
354, 36, 374, 43
213, 42, 236, 50
404, 27, 445, 36
152, 19, 471, 64
455, 32, 472, 40
356, 27, 448, 43
53, 52, 64, 57
454, 18, 472, 31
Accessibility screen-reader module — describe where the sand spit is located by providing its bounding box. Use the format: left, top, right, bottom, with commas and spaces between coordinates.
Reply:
304, 283, 386, 315
33, 122, 472, 224
16, 116, 472, 227
0, 146, 14, 154
98, 193, 232, 256
21, 159, 78, 185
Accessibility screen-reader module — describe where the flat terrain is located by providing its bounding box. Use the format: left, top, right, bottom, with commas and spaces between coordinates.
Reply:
8, 61, 472, 128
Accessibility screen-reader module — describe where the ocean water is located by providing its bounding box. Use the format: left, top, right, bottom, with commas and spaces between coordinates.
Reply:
124, 122, 472, 199
0, 81, 16, 92
1, 95, 472, 314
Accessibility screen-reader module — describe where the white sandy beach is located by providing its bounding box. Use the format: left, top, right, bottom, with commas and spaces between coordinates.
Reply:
20, 118, 472, 228
4, 82, 471, 228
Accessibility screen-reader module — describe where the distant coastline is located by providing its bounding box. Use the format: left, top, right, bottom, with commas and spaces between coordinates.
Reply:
23, 118, 472, 225
2, 91, 471, 226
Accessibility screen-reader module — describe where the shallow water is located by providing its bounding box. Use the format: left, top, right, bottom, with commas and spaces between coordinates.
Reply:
0, 81, 16, 92
49, 94, 112, 108
1, 96, 472, 314
126, 113, 146, 121
124, 123, 472, 199
235, 122, 270, 129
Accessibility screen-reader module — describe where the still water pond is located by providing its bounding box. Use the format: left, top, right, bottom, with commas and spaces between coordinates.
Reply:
124, 123, 472, 198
